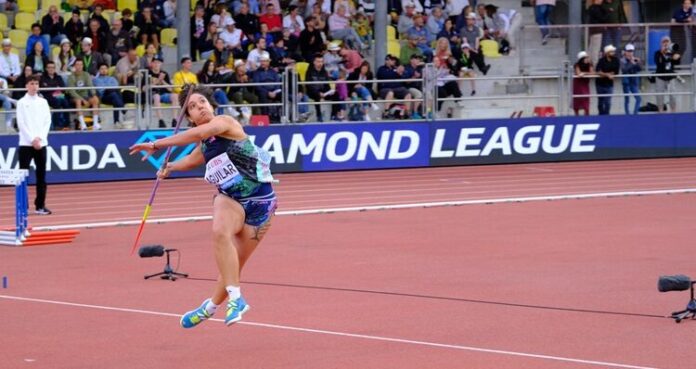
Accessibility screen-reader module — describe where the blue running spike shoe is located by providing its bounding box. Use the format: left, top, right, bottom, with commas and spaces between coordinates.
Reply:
180, 298, 213, 329
225, 295, 250, 326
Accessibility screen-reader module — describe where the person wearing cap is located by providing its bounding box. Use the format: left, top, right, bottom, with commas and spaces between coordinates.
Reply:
253, 51, 284, 121
595, 44, 620, 115
328, 5, 368, 51
323, 42, 344, 79
572, 51, 594, 116
54, 38, 76, 75
77, 37, 108, 76
532, 0, 556, 45
40, 61, 70, 130
283, 5, 305, 37
65, 9, 85, 47
220, 17, 247, 59
459, 12, 490, 75
41, 5, 67, 47
17, 74, 52, 215
93, 62, 125, 126
0, 39, 21, 86
27, 23, 50, 58
620, 44, 642, 115
67, 58, 101, 130
407, 13, 435, 61
106, 17, 133, 65
456, 42, 479, 96
655, 36, 682, 113
148, 56, 176, 128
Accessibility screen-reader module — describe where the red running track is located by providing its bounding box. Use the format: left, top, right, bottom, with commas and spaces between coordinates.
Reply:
1, 188, 695, 368
1, 157, 696, 229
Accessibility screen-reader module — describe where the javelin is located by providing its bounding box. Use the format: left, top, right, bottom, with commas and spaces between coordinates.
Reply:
130, 86, 194, 255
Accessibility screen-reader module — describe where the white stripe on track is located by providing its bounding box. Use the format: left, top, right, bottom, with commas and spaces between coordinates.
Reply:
31, 188, 696, 231
0, 294, 659, 369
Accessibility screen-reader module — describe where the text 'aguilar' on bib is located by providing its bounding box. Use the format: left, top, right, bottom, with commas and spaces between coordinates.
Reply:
205, 153, 242, 189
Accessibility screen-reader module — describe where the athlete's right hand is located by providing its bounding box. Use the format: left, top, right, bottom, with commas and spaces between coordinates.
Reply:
157, 163, 174, 179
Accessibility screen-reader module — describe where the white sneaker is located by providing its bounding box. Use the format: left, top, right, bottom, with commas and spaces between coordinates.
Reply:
93, 121, 102, 130
371, 103, 380, 111
79, 122, 87, 131
229, 108, 240, 117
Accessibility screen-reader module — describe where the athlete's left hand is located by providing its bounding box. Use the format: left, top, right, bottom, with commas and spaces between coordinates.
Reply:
129, 142, 157, 161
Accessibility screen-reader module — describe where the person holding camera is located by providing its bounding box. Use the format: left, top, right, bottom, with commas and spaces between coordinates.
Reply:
655, 36, 681, 113
620, 44, 641, 115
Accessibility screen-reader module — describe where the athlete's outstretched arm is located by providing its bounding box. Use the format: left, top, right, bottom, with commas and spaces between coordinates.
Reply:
158, 144, 205, 179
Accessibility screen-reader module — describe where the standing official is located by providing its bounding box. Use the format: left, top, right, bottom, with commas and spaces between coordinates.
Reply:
17, 75, 52, 215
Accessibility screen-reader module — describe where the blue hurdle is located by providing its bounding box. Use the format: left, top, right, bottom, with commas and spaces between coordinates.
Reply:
0, 169, 29, 246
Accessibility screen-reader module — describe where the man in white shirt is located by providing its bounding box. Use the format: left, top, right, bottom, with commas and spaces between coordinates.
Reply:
17, 75, 52, 215
246, 37, 268, 71
219, 18, 246, 59
0, 39, 21, 86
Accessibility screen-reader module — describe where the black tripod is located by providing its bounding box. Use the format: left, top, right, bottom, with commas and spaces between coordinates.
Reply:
671, 281, 696, 323
144, 249, 188, 281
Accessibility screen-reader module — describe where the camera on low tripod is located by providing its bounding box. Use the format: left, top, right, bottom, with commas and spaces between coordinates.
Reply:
658, 274, 696, 323
138, 245, 188, 281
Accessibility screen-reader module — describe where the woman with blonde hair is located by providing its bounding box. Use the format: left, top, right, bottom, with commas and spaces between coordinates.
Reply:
54, 38, 76, 75
433, 37, 453, 66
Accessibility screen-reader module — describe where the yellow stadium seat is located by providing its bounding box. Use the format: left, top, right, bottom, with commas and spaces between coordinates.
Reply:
0, 13, 7, 32
161, 28, 177, 47
103, 10, 115, 24
14, 12, 36, 32
9, 29, 29, 49
51, 45, 60, 58
387, 40, 400, 57
18, 0, 38, 13
480, 39, 501, 58
295, 61, 309, 82
118, 0, 137, 12
387, 25, 396, 41
10, 47, 19, 55
42, 0, 62, 10
135, 44, 145, 57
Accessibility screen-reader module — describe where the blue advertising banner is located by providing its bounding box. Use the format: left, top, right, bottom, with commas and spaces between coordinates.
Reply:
0, 113, 694, 184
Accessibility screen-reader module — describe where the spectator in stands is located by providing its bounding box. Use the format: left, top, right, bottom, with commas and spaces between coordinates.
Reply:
397, 2, 417, 35
402, 54, 425, 118
148, 57, 175, 128
602, 0, 626, 50
90, 5, 110, 33
27, 24, 50, 58
339, 43, 364, 73
255, 22, 275, 47
439, 18, 462, 59
305, 53, 341, 121
228, 60, 260, 116
0, 77, 15, 131
253, 52, 284, 120
12, 65, 33, 100
433, 37, 452, 66
0, 39, 20, 86
586, 0, 607, 62
334, 0, 357, 16
172, 56, 199, 99
247, 37, 269, 71
446, 0, 468, 23
329, 6, 368, 50
197, 59, 236, 117
77, 37, 108, 76
162, 0, 177, 28
41, 5, 67, 46
456, 42, 478, 95
70, 0, 94, 10
106, 18, 132, 66
433, 56, 464, 114
259, 2, 283, 39
115, 48, 141, 104
234, 2, 260, 44
407, 14, 435, 61
25, 41, 50, 75
459, 12, 490, 74
308, 0, 332, 17
299, 17, 324, 61
210, 38, 235, 74
486, 5, 523, 54
427, 6, 446, 35
620, 43, 641, 115
93, 62, 125, 126
55, 38, 76, 75
309, 1, 329, 31
264, 0, 282, 14
671, 0, 694, 63
274, 27, 302, 63
655, 36, 681, 113
533, 0, 556, 45
84, 19, 108, 55
200, 22, 219, 60
191, 5, 209, 61
121, 8, 135, 34
65, 9, 85, 47
323, 42, 344, 78
595, 44, 619, 115
220, 18, 246, 59
136, 6, 161, 50
68, 58, 101, 130
352, 11, 372, 46
283, 5, 305, 37
573, 51, 594, 116
347, 60, 378, 111
40, 61, 70, 130
377, 54, 413, 119
0, 0, 17, 11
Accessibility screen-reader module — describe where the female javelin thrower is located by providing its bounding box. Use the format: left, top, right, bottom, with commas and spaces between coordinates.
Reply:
129, 85, 277, 328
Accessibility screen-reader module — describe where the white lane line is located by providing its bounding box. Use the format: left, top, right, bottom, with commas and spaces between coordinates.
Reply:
30, 188, 696, 231
0, 294, 659, 369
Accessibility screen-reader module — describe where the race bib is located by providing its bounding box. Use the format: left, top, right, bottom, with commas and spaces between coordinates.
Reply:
204, 153, 242, 189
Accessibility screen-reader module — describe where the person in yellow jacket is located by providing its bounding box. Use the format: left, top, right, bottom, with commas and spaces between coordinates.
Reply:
172, 57, 199, 117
